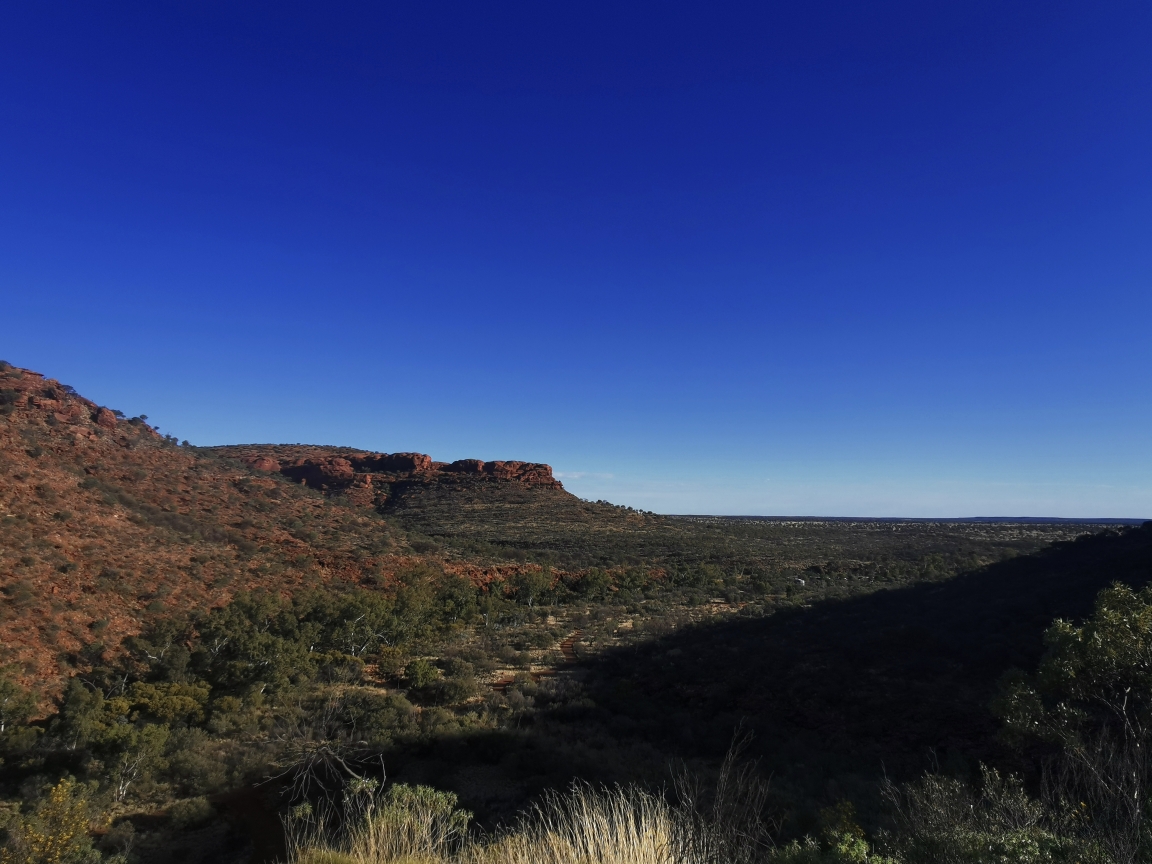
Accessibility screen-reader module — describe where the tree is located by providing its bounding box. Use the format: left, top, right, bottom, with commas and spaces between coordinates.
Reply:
104, 723, 170, 802
509, 567, 551, 610
193, 591, 315, 691
433, 574, 478, 625
50, 679, 108, 751
389, 570, 437, 645
0, 672, 38, 753
996, 582, 1152, 745
575, 568, 611, 600
477, 590, 507, 629
297, 590, 396, 657
403, 658, 440, 691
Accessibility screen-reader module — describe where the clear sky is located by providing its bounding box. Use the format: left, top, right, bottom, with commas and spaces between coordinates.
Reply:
2, 1, 1150, 517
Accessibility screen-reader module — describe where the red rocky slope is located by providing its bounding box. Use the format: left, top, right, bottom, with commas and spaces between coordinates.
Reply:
0, 362, 573, 695
0, 365, 403, 692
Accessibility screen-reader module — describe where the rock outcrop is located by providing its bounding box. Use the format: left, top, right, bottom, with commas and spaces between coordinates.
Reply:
94, 407, 118, 429
450, 459, 561, 486
0, 365, 159, 445
278, 457, 357, 488
227, 446, 563, 492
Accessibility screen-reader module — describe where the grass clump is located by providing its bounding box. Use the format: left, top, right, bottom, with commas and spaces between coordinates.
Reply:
288, 781, 689, 864
285, 748, 896, 864
287, 779, 471, 864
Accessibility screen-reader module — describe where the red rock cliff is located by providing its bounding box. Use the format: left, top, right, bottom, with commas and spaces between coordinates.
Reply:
235, 446, 562, 491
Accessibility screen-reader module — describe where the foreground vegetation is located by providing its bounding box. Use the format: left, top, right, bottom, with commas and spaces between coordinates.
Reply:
3, 526, 1152, 862
284, 746, 1125, 864
278, 576, 1152, 864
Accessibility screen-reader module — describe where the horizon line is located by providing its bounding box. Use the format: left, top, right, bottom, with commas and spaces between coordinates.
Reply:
668, 515, 1149, 524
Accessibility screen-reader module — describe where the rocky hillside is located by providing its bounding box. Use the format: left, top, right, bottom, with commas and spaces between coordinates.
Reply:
0, 363, 616, 695
211, 443, 679, 565
213, 443, 704, 566
0, 365, 408, 692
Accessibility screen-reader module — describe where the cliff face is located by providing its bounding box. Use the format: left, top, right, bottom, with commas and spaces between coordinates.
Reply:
214, 444, 564, 496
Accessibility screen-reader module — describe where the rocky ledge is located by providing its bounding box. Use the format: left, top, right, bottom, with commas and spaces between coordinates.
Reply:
218, 445, 563, 492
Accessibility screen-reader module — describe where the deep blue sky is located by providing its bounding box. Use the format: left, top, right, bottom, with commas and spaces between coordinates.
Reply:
3, 2, 1150, 516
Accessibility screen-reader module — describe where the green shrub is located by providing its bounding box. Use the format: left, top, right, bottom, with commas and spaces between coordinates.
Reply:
373, 647, 409, 683
339, 691, 416, 743
167, 796, 214, 829
882, 768, 1105, 864
994, 582, 1152, 862
403, 659, 440, 691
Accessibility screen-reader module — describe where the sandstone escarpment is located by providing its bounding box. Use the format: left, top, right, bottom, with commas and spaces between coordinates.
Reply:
217, 444, 564, 493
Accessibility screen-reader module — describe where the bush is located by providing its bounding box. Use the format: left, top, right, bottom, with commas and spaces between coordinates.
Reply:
339, 691, 416, 744
882, 767, 1104, 864
165, 729, 228, 794
287, 781, 470, 864
319, 655, 365, 684
285, 775, 900, 864
0, 777, 100, 864
167, 796, 215, 829
423, 676, 477, 706
402, 659, 440, 691
373, 647, 409, 683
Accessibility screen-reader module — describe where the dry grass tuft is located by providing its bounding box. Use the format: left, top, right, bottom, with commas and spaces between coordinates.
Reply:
472, 783, 678, 864
288, 781, 683, 864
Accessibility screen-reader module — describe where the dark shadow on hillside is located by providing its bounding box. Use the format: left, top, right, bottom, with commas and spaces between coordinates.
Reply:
383, 524, 1152, 831
571, 523, 1152, 795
